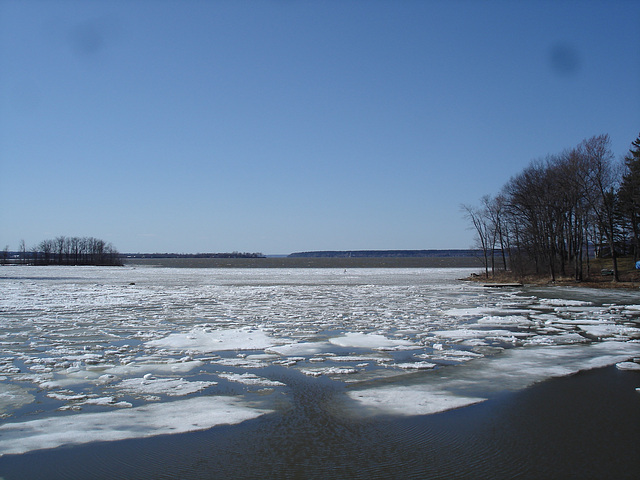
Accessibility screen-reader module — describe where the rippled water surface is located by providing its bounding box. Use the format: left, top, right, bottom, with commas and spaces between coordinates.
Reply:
1, 266, 639, 478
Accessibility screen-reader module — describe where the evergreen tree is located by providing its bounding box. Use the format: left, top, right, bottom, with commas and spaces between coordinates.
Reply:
619, 133, 640, 261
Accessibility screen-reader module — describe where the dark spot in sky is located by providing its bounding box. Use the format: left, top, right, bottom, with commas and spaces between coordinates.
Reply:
70, 21, 105, 55
67, 17, 121, 58
549, 43, 582, 76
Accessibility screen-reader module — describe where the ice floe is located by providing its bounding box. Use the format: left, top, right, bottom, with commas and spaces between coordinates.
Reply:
0, 396, 272, 456
301, 367, 359, 377
538, 298, 593, 307
0, 383, 34, 416
75, 397, 132, 408
431, 328, 533, 341
46, 392, 88, 402
523, 332, 589, 346
217, 372, 285, 387
105, 359, 205, 376
146, 328, 276, 353
473, 315, 535, 327
117, 377, 217, 397
578, 324, 640, 340
346, 342, 639, 416
348, 385, 486, 416
211, 357, 270, 368
418, 349, 484, 363
328, 332, 418, 350
615, 361, 640, 371
330, 355, 392, 363
442, 306, 534, 317
267, 342, 330, 356
392, 362, 436, 370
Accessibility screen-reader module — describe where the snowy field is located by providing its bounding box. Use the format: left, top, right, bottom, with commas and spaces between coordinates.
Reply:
1, 265, 639, 456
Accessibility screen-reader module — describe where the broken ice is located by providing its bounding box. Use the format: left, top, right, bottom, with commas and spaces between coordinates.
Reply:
1, 265, 639, 456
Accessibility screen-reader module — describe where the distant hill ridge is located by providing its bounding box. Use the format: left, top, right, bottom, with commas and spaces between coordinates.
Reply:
288, 249, 479, 258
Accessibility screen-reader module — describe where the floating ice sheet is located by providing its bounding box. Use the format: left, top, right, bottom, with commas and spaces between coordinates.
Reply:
146, 328, 276, 353
117, 377, 217, 397
538, 298, 593, 307
523, 332, 589, 346
0, 396, 272, 456
578, 324, 640, 339
267, 342, 331, 356
473, 315, 535, 327
393, 362, 436, 370
328, 332, 417, 350
616, 361, 640, 371
0, 383, 34, 415
218, 372, 285, 387
346, 342, 639, 416
301, 367, 358, 377
348, 385, 486, 416
431, 328, 532, 341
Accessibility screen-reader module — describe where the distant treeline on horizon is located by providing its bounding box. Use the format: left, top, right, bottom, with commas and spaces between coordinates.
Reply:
123, 252, 266, 259
288, 250, 481, 258
3, 236, 122, 266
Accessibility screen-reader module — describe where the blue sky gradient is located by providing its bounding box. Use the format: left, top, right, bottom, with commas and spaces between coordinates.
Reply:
1, 1, 639, 254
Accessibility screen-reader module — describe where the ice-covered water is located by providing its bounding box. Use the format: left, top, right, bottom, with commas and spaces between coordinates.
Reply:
1, 265, 639, 457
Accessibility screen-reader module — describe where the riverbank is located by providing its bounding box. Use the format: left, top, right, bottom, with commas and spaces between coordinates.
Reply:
467, 268, 640, 290
465, 256, 640, 289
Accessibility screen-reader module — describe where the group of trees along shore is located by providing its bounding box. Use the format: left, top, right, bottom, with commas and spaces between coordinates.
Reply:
12, 236, 122, 266
464, 133, 640, 282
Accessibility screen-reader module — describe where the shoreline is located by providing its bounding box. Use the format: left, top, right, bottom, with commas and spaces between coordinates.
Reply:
466, 270, 640, 290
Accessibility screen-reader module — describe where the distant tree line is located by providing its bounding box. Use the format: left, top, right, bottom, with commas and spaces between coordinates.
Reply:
124, 252, 265, 259
16, 236, 122, 266
289, 250, 480, 258
463, 133, 640, 281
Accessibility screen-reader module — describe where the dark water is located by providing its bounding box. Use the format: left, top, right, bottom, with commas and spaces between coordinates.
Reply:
2, 366, 638, 480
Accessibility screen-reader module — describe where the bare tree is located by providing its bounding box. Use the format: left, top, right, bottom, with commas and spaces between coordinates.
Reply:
467, 134, 627, 282
54, 236, 66, 265
577, 134, 620, 281
30, 236, 122, 266
502, 159, 561, 280
19, 239, 26, 265
462, 203, 491, 278
39, 239, 53, 265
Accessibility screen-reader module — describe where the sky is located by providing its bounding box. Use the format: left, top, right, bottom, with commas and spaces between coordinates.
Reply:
1, 0, 639, 255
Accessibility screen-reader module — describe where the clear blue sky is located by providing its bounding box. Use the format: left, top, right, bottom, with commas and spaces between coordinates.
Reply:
1, 0, 639, 255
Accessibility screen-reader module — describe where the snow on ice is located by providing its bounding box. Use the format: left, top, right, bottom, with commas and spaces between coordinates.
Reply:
346, 342, 639, 416
146, 327, 276, 353
328, 332, 418, 350
0, 396, 271, 456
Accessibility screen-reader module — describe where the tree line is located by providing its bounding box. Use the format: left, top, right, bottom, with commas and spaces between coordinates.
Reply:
125, 252, 265, 259
13, 236, 122, 266
463, 133, 640, 282
289, 250, 479, 258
